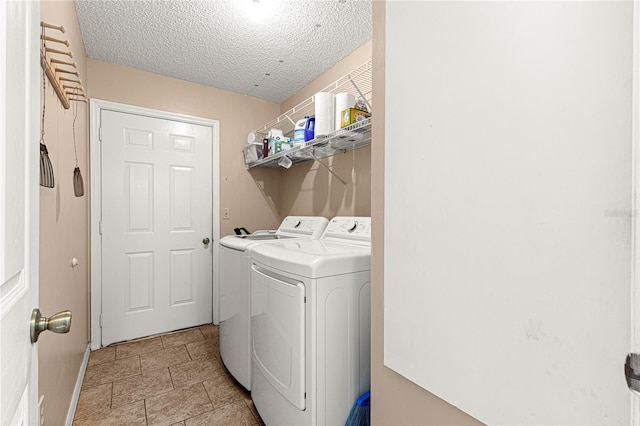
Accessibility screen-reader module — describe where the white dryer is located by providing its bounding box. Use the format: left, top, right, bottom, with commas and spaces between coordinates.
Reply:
249, 217, 371, 425
218, 216, 328, 391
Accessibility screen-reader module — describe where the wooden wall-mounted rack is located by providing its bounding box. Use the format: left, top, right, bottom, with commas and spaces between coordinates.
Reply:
40, 21, 86, 109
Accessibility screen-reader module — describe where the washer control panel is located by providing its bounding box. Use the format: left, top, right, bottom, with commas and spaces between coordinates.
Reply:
322, 217, 372, 243
277, 216, 329, 238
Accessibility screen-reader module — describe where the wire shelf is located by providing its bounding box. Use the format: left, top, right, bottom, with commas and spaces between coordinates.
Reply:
246, 60, 373, 170
246, 117, 371, 169
254, 60, 373, 140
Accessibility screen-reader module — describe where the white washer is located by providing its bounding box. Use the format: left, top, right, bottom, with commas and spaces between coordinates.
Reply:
218, 216, 329, 391
249, 217, 371, 425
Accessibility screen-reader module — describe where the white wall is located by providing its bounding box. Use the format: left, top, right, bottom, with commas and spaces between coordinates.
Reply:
384, 2, 634, 424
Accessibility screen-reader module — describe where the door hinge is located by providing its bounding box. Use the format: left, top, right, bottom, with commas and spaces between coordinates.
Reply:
304, 297, 306, 303
99, 127, 102, 141
99, 313, 103, 327
304, 392, 307, 399
99, 221, 103, 235
625, 353, 640, 393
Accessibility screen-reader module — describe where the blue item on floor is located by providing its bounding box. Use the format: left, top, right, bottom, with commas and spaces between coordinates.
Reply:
345, 390, 370, 426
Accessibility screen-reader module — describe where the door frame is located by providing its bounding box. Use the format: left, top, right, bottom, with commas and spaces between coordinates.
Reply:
89, 99, 220, 349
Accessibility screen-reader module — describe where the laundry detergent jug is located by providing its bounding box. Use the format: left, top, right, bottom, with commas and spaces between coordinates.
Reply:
294, 118, 307, 146
305, 116, 315, 142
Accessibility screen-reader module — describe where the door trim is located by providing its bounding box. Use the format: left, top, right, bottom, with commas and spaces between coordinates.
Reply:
632, 1, 640, 422
89, 99, 220, 349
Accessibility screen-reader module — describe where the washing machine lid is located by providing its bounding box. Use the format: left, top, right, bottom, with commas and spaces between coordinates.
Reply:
220, 232, 295, 251
219, 216, 329, 251
250, 239, 371, 278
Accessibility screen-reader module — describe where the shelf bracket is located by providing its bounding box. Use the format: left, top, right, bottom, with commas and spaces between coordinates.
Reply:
312, 152, 347, 187
284, 114, 296, 127
348, 73, 372, 113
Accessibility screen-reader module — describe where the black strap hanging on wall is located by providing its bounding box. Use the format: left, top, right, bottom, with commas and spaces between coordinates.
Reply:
39, 25, 55, 189
72, 87, 84, 197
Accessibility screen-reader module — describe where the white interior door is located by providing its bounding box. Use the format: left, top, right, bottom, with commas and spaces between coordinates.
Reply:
100, 110, 213, 345
0, 1, 40, 424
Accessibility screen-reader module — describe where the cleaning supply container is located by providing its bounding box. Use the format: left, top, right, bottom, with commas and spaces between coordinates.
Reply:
243, 143, 263, 165
346, 391, 370, 426
294, 118, 307, 146
305, 115, 315, 141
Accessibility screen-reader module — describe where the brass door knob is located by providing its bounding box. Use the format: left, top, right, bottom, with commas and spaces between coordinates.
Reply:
203, 237, 210, 245
30, 308, 72, 343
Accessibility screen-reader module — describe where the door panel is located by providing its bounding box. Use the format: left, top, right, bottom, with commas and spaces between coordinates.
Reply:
0, 1, 39, 424
125, 252, 153, 312
125, 162, 153, 231
170, 249, 195, 305
101, 110, 213, 345
170, 166, 193, 231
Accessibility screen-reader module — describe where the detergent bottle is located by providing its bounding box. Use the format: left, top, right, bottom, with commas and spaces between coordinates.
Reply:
294, 118, 307, 147
304, 116, 315, 142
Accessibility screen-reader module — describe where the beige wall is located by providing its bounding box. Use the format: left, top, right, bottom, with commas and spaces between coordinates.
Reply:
87, 60, 283, 237
370, 2, 480, 424
278, 41, 372, 218
39, 1, 90, 425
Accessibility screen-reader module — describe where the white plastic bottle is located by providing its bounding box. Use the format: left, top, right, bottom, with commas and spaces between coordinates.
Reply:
294, 118, 307, 146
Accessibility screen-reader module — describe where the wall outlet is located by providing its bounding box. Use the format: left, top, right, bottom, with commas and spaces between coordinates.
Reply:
223, 208, 230, 220
38, 395, 44, 426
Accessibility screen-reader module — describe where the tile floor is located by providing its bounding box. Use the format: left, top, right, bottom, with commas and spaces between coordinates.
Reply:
72, 324, 264, 426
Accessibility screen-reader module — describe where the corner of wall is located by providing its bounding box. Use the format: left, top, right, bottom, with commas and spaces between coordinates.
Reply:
370, 2, 481, 424
276, 39, 373, 219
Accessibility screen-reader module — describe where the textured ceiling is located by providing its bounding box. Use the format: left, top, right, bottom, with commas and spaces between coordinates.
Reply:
75, 0, 372, 103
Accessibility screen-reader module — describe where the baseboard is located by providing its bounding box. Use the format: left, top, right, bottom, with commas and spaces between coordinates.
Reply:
65, 344, 91, 426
